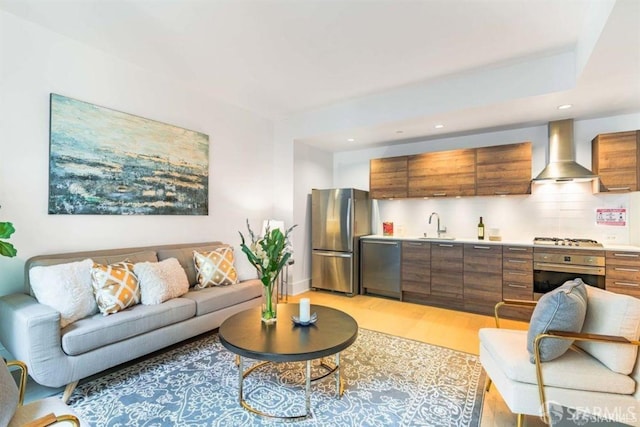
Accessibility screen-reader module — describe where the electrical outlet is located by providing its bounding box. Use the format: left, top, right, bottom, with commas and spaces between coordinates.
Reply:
605, 235, 616, 241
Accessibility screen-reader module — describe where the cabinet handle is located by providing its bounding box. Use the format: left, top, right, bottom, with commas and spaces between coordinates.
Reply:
433, 192, 447, 197
507, 284, 527, 288
473, 245, 491, 250
506, 272, 529, 276
613, 253, 640, 258
494, 191, 510, 195
507, 247, 528, 252
438, 244, 454, 247
508, 260, 527, 264
406, 242, 425, 247
614, 267, 640, 272
608, 187, 631, 191
614, 281, 640, 287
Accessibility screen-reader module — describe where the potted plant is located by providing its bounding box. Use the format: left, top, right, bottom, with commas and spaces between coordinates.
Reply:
239, 219, 295, 323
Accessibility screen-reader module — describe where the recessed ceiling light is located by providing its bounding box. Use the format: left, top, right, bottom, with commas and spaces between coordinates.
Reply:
347, 138, 355, 142
396, 130, 404, 134
434, 124, 444, 129
557, 104, 573, 110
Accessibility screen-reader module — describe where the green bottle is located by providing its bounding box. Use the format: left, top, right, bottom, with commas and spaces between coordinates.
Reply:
477, 217, 485, 240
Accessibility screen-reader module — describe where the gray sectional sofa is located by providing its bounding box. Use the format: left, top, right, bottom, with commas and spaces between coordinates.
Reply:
0, 241, 262, 402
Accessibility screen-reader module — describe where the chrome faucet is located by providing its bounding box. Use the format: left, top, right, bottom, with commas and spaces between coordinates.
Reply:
428, 212, 447, 237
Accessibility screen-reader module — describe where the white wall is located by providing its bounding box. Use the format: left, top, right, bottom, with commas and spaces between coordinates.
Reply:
292, 143, 333, 292
0, 12, 276, 296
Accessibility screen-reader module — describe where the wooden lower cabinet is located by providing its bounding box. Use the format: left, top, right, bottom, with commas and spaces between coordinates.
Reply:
463, 244, 503, 315
430, 242, 464, 309
501, 246, 534, 320
401, 241, 431, 302
606, 250, 640, 298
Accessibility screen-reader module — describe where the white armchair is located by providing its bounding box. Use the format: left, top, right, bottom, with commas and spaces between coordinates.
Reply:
1, 359, 81, 427
479, 285, 640, 426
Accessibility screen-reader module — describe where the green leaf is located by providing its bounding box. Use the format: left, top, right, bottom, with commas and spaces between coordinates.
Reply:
0, 222, 15, 239
0, 241, 16, 257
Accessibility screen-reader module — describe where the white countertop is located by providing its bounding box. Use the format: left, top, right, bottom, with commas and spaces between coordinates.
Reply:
360, 235, 640, 252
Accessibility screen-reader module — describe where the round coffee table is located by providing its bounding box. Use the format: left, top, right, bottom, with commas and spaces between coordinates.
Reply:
219, 303, 358, 420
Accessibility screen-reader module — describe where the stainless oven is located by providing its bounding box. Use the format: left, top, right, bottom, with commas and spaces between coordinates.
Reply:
533, 249, 605, 298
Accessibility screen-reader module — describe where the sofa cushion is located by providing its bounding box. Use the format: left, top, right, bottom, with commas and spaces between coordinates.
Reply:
577, 285, 640, 375
527, 279, 587, 362
480, 328, 635, 394
134, 258, 190, 305
29, 259, 97, 328
182, 279, 262, 316
61, 298, 196, 355
193, 247, 239, 288
91, 261, 141, 315
157, 243, 226, 286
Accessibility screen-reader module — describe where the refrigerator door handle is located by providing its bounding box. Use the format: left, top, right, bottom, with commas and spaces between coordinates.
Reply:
314, 251, 353, 258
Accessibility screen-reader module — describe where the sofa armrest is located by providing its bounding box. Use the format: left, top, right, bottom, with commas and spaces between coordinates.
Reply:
494, 299, 537, 328
0, 293, 66, 384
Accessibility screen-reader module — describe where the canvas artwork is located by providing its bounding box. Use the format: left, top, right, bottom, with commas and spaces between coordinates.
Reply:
48, 94, 209, 215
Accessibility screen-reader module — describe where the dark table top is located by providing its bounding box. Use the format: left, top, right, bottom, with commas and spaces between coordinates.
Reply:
219, 304, 358, 362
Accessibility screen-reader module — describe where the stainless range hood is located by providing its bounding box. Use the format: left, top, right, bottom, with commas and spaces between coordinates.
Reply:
533, 119, 598, 183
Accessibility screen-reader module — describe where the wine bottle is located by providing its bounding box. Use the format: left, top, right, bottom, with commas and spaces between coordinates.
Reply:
477, 217, 485, 240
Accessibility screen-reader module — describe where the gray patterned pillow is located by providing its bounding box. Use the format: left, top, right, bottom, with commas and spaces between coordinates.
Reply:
527, 278, 588, 363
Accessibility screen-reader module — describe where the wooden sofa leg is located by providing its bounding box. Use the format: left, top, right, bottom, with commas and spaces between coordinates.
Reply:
516, 413, 524, 427
485, 378, 492, 392
61, 380, 79, 403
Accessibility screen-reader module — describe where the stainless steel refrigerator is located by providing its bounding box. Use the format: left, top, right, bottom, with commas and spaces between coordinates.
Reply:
311, 188, 371, 295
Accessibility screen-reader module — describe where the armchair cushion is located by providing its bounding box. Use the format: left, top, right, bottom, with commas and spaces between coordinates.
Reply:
480, 328, 636, 394
526, 279, 587, 362
577, 285, 640, 375
9, 397, 80, 427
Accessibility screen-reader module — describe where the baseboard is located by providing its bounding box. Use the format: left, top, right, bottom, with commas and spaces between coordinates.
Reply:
289, 279, 310, 296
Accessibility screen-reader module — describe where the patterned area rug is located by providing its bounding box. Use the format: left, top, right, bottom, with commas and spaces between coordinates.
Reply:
67, 329, 486, 426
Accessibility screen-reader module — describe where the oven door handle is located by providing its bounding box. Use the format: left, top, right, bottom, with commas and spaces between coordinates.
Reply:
535, 262, 605, 275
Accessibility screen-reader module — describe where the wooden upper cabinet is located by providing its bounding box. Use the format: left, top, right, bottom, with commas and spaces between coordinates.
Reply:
369, 156, 408, 199
408, 149, 476, 197
476, 142, 532, 196
592, 131, 640, 192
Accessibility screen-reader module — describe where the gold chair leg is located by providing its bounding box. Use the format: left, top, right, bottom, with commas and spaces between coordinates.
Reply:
517, 413, 525, 427
485, 378, 492, 392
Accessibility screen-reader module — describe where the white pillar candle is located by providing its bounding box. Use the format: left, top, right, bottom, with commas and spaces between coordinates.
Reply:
299, 298, 311, 322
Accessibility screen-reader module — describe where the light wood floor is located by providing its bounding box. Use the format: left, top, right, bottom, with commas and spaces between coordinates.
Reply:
288, 290, 546, 427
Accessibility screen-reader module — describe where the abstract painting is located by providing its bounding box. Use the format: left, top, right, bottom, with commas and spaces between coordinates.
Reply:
48, 94, 209, 215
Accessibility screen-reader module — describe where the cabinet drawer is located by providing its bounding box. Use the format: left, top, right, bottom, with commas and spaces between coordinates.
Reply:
464, 244, 503, 256
503, 258, 532, 272
502, 270, 532, 284
606, 279, 640, 298
503, 282, 533, 300
607, 265, 640, 282
606, 251, 640, 267
503, 246, 533, 259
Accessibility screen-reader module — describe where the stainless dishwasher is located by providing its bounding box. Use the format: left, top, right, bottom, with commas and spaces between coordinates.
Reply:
360, 239, 401, 299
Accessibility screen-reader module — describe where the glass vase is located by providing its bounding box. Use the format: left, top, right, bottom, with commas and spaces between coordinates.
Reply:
261, 280, 278, 324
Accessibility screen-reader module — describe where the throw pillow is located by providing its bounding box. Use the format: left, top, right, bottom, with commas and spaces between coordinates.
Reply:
29, 258, 97, 328
193, 247, 239, 288
577, 285, 640, 374
527, 278, 588, 363
91, 261, 141, 315
134, 258, 189, 305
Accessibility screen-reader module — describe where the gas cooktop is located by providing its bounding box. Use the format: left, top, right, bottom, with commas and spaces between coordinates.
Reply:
533, 237, 603, 247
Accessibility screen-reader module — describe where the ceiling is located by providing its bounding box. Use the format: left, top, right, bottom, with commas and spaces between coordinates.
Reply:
1, 0, 639, 151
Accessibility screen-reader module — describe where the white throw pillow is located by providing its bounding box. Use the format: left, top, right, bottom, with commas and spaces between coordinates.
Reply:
577, 285, 640, 374
29, 259, 97, 328
134, 258, 189, 305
